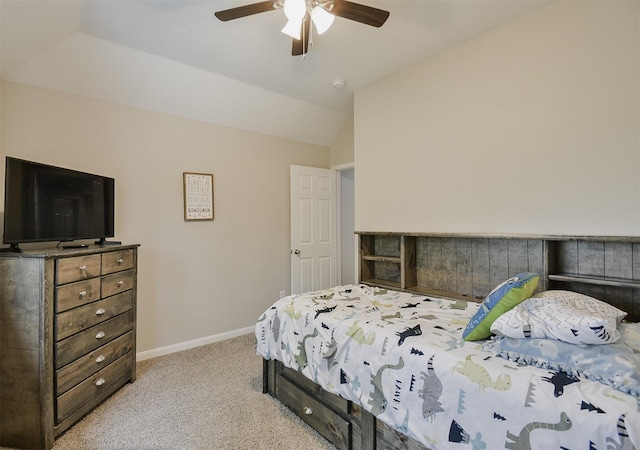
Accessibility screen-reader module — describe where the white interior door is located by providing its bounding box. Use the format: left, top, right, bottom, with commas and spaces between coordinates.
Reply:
290, 165, 337, 295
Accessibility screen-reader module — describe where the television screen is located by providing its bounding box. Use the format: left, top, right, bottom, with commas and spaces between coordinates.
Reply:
3, 157, 115, 245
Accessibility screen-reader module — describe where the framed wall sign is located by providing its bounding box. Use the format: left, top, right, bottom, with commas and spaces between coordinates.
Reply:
183, 172, 214, 221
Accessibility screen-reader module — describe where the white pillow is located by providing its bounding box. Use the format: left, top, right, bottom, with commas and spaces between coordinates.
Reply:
490, 290, 627, 345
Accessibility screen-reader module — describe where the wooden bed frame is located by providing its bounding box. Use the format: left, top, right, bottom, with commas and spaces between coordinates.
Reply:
262, 232, 640, 450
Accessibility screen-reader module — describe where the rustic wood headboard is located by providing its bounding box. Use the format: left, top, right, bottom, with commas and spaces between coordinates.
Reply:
357, 232, 640, 322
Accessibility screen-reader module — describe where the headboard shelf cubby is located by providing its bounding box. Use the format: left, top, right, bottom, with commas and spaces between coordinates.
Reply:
357, 232, 640, 322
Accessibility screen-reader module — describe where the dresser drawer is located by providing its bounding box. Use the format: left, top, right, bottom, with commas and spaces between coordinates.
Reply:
56, 291, 133, 341
101, 270, 134, 298
277, 374, 351, 450
56, 255, 101, 285
55, 311, 133, 369
55, 278, 101, 313
102, 250, 134, 275
56, 332, 134, 395
56, 353, 133, 424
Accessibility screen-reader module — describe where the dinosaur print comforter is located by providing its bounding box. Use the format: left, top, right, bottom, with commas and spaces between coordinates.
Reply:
255, 284, 640, 450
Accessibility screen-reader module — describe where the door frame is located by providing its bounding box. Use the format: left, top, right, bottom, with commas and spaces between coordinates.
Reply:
332, 162, 356, 287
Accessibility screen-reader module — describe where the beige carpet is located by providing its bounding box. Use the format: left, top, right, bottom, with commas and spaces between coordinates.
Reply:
2, 333, 336, 450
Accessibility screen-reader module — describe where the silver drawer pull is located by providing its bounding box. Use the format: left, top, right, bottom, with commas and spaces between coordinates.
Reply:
303, 406, 312, 415
79, 290, 87, 298
96, 355, 106, 363
79, 265, 87, 271
95, 378, 106, 386
95, 308, 106, 316
117, 280, 124, 287
95, 331, 106, 339
117, 258, 124, 265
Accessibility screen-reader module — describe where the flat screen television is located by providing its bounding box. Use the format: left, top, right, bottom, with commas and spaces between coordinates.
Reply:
3, 157, 115, 250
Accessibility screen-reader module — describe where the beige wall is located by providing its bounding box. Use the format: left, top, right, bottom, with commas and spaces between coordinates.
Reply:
355, 1, 640, 235
330, 116, 354, 167
0, 80, 329, 354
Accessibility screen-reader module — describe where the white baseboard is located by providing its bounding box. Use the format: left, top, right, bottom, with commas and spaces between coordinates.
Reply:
136, 326, 255, 361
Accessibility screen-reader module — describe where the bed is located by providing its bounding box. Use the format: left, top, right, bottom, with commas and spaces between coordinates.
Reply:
256, 234, 640, 450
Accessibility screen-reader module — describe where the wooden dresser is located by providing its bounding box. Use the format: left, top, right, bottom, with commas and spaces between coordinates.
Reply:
0, 244, 139, 450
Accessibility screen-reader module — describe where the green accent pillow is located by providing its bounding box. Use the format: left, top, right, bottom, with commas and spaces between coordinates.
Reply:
462, 272, 539, 341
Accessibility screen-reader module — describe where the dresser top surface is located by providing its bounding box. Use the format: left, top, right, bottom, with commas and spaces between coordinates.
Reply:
0, 244, 140, 259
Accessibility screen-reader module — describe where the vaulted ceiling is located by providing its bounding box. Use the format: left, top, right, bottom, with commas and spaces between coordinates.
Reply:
0, 0, 549, 146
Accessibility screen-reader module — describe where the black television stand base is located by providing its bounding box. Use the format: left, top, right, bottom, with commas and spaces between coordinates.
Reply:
62, 244, 90, 249
95, 238, 122, 246
0, 244, 22, 253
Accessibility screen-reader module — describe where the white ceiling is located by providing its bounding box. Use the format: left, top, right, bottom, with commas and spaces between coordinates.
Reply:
0, 0, 549, 146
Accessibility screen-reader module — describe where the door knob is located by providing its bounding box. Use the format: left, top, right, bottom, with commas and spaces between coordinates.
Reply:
292, 249, 301, 256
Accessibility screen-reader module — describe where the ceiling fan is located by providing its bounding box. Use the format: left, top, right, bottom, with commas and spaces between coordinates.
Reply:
214, 0, 390, 56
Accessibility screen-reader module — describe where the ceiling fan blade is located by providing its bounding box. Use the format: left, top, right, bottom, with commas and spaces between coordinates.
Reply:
331, 0, 389, 27
292, 15, 311, 56
214, 1, 277, 21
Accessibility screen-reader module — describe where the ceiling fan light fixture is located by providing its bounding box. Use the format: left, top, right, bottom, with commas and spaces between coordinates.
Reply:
311, 5, 334, 34
281, 18, 302, 39
214, 1, 390, 56
283, 0, 306, 20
